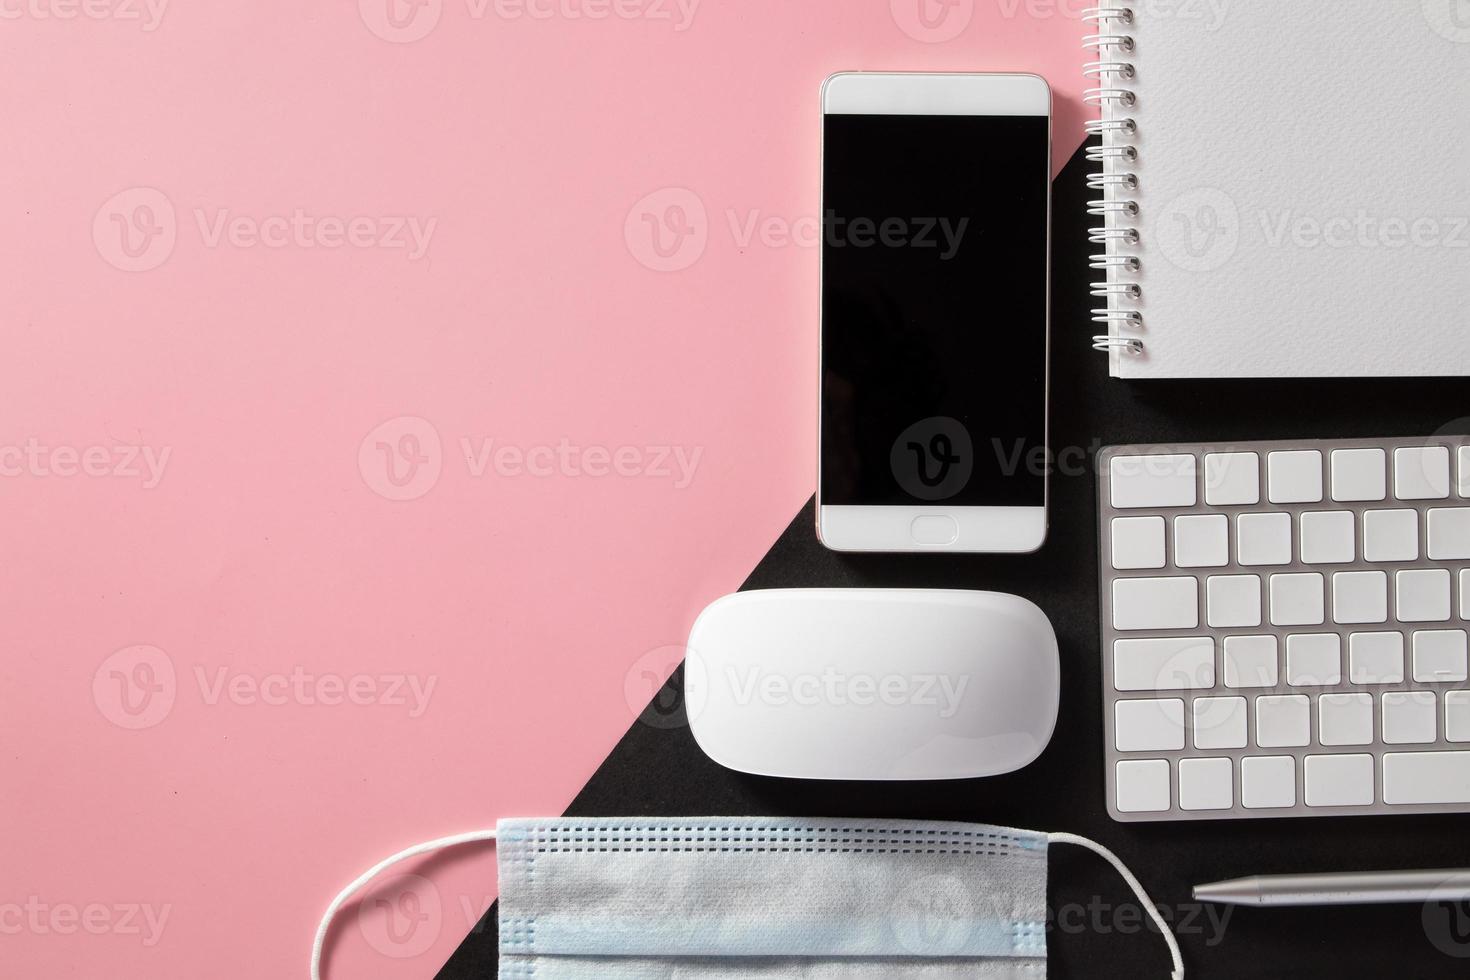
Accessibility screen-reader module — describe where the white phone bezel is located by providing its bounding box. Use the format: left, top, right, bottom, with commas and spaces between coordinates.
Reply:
816, 72, 1052, 555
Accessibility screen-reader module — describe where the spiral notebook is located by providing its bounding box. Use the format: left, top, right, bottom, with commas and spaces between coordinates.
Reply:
1085, 1, 1470, 379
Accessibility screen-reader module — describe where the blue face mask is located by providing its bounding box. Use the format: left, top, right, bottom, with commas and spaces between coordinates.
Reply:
312, 817, 1182, 980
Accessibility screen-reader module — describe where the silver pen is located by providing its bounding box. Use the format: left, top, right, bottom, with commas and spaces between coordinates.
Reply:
1194, 869, 1470, 907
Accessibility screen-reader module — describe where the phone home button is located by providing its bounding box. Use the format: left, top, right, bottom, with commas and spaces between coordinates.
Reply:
910, 515, 959, 546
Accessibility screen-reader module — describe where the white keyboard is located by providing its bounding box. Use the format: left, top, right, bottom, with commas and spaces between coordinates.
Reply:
1098, 438, 1470, 822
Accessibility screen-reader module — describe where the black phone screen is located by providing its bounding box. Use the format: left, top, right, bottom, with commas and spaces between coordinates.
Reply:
821, 112, 1048, 507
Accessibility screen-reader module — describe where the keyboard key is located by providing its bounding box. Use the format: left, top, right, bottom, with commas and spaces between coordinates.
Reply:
1382, 692, 1438, 745
1175, 515, 1229, 568
1448, 692, 1470, 742
1349, 632, 1405, 684
1193, 696, 1248, 750
1115, 699, 1186, 752
1362, 509, 1419, 562
1398, 568, 1453, 623
1332, 570, 1389, 625
1269, 450, 1324, 504
1223, 635, 1278, 688
1413, 630, 1469, 683
1241, 755, 1296, 809
1300, 511, 1355, 564
1204, 452, 1260, 506
1207, 575, 1262, 629
1111, 454, 1197, 509
1271, 573, 1325, 627
1115, 759, 1171, 813
1319, 693, 1374, 746
1236, 512, 1292, 566
1178, 757, 1234, 811
1286, 633, 1341, 686
1331, 448, 1387, 502
1304, 754, 1375, 807
1112, 516, 1166, 570
1462, 446, 1470, 498
1256, 695, 1311, 748
1113, 637, 1216, 692
1382, 752, 1470, 805
1395, 446, 1452, 501
1463, 570, 1470, 620
1113, 577, 1199, 631
1427, 508, 1470, 561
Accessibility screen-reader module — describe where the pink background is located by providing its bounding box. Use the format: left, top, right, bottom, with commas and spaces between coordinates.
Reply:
1, 2, 1086, 977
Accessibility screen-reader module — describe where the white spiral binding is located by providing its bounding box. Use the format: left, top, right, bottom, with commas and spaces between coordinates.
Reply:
1084, 6, 1144, 356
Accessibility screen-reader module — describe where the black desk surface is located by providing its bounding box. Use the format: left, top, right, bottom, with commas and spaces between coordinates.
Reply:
437, 143, 1470, 980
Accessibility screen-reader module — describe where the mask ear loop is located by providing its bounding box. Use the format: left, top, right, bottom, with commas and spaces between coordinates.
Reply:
310, 829, 499, 980
1048, 832, 1185, 980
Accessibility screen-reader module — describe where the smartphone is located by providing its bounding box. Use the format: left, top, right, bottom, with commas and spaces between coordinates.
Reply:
817, 72, 1051, 554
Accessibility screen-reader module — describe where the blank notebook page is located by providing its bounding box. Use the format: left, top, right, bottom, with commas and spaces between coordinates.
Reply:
1096, 1, 1470, 378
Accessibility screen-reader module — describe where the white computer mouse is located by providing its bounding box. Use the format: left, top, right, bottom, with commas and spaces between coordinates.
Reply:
685, 589, 1059, 781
